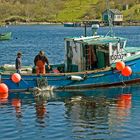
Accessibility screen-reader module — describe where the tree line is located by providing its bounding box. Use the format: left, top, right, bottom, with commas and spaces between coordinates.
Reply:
0, 0, 139, 24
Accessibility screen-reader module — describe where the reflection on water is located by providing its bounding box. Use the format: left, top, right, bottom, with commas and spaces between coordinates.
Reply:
30, 87, 133, 139
1, 86, 140, 140
116, 93, 132, 117
34, 95, 47, 119
62, 92, 132, 139
11, 98, 22, 118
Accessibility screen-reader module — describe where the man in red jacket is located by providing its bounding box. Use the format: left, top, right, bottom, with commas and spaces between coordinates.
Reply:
34, 51, 50, 75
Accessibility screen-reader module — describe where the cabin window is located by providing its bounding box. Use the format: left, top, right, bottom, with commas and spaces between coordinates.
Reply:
131, 52, 135, 55
66, 41, 70, 47
110, 43, 124, 62
112, 45, 118, 54
120, 41, 125, 49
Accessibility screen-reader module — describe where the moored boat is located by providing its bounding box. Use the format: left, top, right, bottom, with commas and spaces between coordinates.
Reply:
0, 32, 12, 40
64, 22, 81, 27
1, 24, 140, 92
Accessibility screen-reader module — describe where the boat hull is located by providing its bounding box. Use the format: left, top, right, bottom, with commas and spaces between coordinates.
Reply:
1, 57, 140, 92
0, 32, 12, 40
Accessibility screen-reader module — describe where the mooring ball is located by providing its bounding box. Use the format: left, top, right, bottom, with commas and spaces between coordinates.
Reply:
0, 83, 8, 99
11, 73, 21, 83
121, 66, 132, 77
116, 61, 125, 71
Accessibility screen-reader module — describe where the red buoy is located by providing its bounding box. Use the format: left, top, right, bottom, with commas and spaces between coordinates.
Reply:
0, 92, 8, 99
121, 66, 132, 77
116, 61, 125, 71
0, 83, 8, 94
0, 83, 8, 99
11, 73, 21, 83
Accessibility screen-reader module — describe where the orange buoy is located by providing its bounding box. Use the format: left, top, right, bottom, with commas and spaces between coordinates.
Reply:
0, 92, 8, 99
0, 83, 8, 94
11, 73, 21, 83
0, 83, 8, 99
116, 61, 125, 71
121, 66, 132, 77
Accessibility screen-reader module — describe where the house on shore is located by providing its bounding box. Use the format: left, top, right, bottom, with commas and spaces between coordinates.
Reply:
102, 9, 123, 25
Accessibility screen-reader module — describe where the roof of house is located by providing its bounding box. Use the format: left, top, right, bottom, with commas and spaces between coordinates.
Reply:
103, 9, 122, 15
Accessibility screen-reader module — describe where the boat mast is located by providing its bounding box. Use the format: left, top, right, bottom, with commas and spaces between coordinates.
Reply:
106, 0, 114, 36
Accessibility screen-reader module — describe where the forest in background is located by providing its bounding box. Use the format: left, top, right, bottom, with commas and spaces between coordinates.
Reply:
0, 0, 139, 24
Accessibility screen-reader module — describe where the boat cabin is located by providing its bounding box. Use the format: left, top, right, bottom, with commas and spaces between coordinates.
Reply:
64, 35, 127, 72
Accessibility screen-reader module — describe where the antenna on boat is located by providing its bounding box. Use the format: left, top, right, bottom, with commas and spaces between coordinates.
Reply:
105, 0, 114, 37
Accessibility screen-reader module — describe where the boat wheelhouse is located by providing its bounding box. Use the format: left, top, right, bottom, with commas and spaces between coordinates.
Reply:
64, 35, 128, 72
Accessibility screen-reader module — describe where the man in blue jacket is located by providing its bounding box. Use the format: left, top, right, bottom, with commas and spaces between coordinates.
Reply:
15, 52, 22, 74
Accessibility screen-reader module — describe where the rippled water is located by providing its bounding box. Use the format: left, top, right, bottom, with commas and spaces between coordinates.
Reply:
1, 86, 140, 140
0, 25, 140, 140
0, 25, 140, 66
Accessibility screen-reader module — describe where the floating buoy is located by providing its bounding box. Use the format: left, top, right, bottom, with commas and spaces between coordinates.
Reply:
116, 61, 125, 71
0, 83, 8, 94
11, 73, 21, 83
121, 66, 132, 77
0, 92, 8, 99
0, 83, 8, 99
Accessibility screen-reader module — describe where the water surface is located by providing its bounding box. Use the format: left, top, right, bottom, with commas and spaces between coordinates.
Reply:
0, 25, 140, 140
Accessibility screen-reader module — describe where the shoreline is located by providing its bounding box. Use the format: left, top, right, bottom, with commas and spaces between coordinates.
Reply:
0, 21, 140, 27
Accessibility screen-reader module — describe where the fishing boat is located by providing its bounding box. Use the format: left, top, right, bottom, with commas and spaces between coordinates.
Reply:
0, 32, 12, 41
64, 22, 75, 27
64, 22, 81, 27
0, 23, 140, 92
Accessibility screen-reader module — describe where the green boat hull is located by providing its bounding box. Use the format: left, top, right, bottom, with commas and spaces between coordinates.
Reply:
0, 32, 12, 40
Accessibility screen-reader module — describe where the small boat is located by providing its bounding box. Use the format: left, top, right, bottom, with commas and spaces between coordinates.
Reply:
64, 22, 81, 27
0, 32, 12, 41
64, 22, 74, 27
